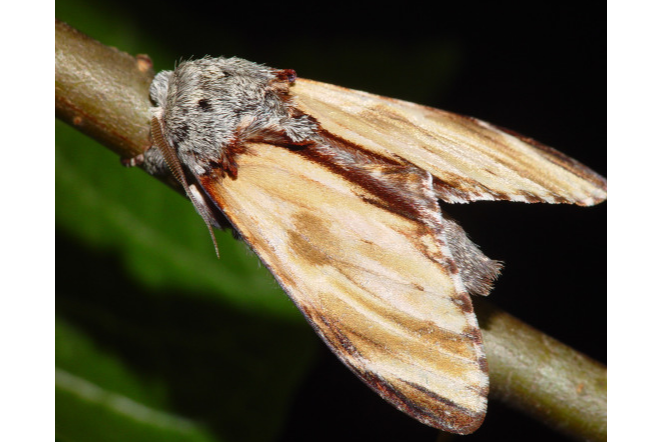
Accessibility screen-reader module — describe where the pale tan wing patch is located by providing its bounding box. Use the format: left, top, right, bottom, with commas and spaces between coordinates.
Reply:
292, 78, 606, 206
200, 144, 488, 434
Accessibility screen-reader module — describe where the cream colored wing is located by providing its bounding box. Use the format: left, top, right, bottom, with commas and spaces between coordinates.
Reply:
200, 143, 488, 434
292, 78, 606, 206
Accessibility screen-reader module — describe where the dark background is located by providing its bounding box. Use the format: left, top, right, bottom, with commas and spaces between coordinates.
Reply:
57, 2, 604, 441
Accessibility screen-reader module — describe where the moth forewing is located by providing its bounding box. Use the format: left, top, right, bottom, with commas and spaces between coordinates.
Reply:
199, 143, 489, 434
291, 78, 606, 206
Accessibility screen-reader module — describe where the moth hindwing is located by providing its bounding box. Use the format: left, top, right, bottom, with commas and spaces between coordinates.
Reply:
134, 56, 606, 434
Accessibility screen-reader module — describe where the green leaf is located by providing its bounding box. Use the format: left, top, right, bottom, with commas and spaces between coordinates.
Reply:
56, 320, 218, 442
56, 119, 318, 442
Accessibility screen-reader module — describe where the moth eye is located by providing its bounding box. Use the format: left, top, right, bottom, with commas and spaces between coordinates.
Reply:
197, 99, 213, 112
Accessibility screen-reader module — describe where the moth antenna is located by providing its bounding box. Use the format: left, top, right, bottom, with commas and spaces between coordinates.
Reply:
150, 117, 189, 188
151, 116, 221, 257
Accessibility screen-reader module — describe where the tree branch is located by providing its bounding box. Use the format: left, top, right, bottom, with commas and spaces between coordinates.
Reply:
55, 19, 606, 442
55, 18, 153, 160
474, 301, 606, 440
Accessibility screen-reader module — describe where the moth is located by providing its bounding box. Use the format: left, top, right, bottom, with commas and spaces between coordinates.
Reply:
131, 56, 606, 434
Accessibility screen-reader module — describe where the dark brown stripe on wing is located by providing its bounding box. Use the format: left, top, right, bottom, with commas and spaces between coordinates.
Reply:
291, 130, 435, 223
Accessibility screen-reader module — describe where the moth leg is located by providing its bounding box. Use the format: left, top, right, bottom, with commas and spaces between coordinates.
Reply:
120, 136, 153, 168
121, 153, 144, 168
120, 130, 171, 178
